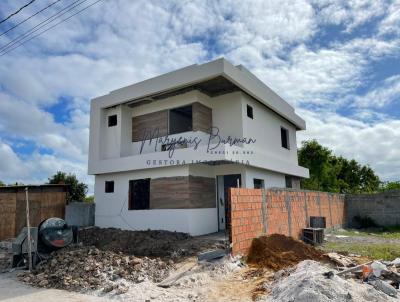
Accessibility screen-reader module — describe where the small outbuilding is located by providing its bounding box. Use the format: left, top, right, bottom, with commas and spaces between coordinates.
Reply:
0, 184, 68, 240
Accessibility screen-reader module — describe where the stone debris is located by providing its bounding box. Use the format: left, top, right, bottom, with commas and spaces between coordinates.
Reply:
336, 258, 400, 297
0, 239, 12, 272
325, 252, 356, 268
263, 260, 398, 302
18, 246, 174, 294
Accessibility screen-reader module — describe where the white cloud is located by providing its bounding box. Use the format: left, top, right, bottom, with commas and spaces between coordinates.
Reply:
378, 0, 400, 36
0, 140, 92, 190
313, 0, 388, 31
353, 75, 400, 108
244, 44, 365, 107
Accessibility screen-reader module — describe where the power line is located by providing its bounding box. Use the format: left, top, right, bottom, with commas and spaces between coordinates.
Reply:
0, 0, 63, 38
0, 0, 89, 54
0, 0, 38, 25
0, 0, 105, 57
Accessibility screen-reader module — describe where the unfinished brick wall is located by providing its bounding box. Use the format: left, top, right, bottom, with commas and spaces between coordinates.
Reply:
229, 188, 345, 256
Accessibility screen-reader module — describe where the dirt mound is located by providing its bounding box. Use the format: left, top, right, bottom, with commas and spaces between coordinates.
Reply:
18, 246, 173, 293
78, 227, 223, 259
247, 234, 326, 271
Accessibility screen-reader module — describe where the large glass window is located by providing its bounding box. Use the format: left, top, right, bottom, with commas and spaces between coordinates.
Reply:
169, 105, 193, 134
129, 179, 150, 210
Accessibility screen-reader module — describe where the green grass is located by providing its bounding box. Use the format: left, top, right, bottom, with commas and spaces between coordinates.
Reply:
323, 242, 400, 261
332, 226, 400, 239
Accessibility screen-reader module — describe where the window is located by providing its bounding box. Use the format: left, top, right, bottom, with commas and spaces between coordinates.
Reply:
281, 127, 289, 149
285, 176, 292, 188
161, 143, 187, 151
253, 179, 264, 189
108, 115, 117, 127
129, 179, 150, 210
169, 105, 193, 134
247, 105, 253, 119
105, 181, 114, 193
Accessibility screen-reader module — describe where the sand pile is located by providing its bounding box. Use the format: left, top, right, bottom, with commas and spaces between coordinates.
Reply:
247, 234, 326, 271
264, 260, 398, 302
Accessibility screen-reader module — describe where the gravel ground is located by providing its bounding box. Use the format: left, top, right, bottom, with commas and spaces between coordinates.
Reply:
325, 233, 400, 245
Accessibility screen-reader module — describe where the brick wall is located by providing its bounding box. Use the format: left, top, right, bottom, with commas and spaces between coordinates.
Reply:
229, 188, 345, 256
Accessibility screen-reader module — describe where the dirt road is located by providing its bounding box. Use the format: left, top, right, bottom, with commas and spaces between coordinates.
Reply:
0, 271, 111, 302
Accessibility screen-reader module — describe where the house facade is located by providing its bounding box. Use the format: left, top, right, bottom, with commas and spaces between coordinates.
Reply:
88, 58, 309, 235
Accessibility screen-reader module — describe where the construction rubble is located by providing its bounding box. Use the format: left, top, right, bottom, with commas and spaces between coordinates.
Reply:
18, 246, 174, 294
2, 230, 400, 301
246, 234, 400, 300
0, 239, 12, 272
263, 260, 398, 302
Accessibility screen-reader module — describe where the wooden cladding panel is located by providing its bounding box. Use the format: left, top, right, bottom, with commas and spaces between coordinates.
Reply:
150, 177, 190, 209
0, 193, 16, 240
192, 102, 212, 133
132, 110, 168, 142
150, 176, 216, 209
189, 176, 216, 208
131, 102, 212, 142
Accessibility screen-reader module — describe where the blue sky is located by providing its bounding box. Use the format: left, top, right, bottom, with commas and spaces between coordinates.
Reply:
0, 0, 399, 192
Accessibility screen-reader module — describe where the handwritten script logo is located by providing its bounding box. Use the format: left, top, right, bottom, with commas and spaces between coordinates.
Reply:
139, 127, 256, 158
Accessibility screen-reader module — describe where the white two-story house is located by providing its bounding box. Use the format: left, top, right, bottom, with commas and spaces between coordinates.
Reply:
88, 58, 309, 236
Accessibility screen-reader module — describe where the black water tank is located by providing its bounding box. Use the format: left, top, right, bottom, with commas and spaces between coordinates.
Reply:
310, 216, 326, 228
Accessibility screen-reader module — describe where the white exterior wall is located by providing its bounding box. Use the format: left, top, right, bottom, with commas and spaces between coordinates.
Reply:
243, 166, 286, 188
101, 106, 121, 159
94, 165, 218, 236
103, 90, 245, 158
241, 93, 298, 165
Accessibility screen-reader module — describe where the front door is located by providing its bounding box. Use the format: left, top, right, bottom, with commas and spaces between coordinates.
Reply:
217, 174, 241, 231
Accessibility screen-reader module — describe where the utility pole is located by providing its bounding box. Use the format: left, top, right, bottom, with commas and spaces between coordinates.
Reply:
25, 187, 32, 272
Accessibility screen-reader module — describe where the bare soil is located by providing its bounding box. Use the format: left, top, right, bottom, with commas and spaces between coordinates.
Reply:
78, 227, 226, 260
247, 234, 327, 271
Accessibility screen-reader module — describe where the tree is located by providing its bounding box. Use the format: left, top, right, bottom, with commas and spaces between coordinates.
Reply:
0, 180, 4, 186
380, 181, 400, 191
298, 140, 336, 191
84, 195, 94, 203
48, 171, 88, 203
298, 140, 381, 193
